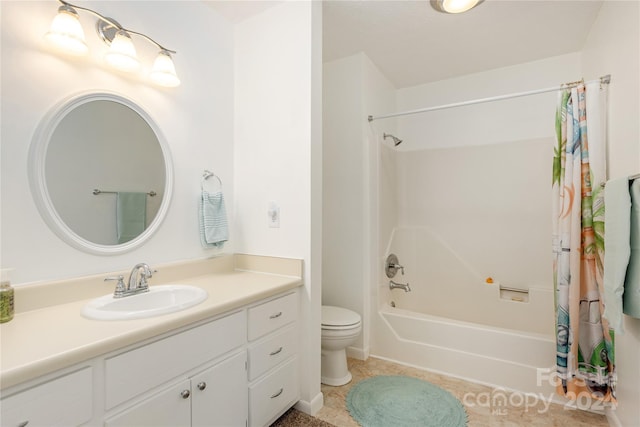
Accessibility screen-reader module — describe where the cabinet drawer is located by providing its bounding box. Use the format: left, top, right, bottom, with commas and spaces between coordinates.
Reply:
248, 293, 298, 341
105, 310, 245, 409
1, 367, 92, 427
249, 357, 298, 427
248, 324, 297, 381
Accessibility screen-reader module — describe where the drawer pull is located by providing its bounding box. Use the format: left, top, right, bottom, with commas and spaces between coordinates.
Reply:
269, 312, 283, 319
181, 390, 191, 399
269, 346, 283, 356
18, 422, 29, 427
270, 388, 284, 399
197, 382, 207, 391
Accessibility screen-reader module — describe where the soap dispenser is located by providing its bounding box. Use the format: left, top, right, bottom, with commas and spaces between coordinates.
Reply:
0, 268, 15, 323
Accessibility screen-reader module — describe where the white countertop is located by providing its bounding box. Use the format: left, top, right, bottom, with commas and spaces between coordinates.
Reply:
0, 255, 302, 391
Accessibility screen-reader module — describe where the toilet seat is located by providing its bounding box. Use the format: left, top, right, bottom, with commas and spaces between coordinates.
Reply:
322, 306, 361, 330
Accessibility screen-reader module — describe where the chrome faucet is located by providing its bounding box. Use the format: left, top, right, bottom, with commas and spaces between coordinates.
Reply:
389, 280, 411, 292
105, 263, 155, 298
128, 263, 154, 292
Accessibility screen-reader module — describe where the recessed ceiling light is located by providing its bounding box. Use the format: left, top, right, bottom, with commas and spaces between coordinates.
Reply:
430, 0, 484, 14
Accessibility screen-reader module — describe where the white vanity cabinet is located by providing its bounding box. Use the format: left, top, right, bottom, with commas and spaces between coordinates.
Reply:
104, 379, 191, 427
104, 310, 247, 426
247, 292, 299, 427
0, 367, 93, 427
190, 352, 248, 427
0, 288, 301, 427
105, 351, 247, 427
104, 310, 246, 410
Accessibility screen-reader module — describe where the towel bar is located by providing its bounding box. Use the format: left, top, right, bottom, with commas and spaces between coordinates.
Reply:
602, 173, 640, 187
202, 170, 223, 190
93, 189, 156, 196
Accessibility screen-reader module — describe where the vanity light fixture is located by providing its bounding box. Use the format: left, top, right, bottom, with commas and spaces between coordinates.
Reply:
103, 29, 140, 72
44, 4, 88, 55
150, 50, 181, 88
45, 0, 180, 87
430, 0, 484, 14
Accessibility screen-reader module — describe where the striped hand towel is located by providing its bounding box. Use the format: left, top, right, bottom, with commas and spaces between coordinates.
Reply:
199, 190, 228, 248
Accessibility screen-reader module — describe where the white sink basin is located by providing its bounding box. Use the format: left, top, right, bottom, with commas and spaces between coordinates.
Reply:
82, 285, 208, 321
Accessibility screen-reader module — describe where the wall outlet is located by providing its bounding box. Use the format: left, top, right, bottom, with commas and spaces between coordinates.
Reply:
268, 202, 280, 228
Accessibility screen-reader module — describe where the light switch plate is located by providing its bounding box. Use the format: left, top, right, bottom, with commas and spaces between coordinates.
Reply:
268, 202, 280, 228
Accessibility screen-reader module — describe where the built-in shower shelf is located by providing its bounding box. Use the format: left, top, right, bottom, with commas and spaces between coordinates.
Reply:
482, 278, 530, 303
498, 285, 529, 303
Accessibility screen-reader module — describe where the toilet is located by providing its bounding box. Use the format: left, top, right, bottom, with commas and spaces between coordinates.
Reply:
321, 305, 362, 386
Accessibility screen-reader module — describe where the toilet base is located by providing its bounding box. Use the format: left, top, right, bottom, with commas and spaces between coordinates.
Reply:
321, 348, 352, 386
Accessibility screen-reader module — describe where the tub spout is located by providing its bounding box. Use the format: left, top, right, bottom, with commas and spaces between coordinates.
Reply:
389, 280, 411, 292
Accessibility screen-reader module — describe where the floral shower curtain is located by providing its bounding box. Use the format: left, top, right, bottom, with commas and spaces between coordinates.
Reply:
552, 82, 616, 403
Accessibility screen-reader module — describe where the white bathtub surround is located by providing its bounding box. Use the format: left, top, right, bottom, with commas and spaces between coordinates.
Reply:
385, 226, 554, 335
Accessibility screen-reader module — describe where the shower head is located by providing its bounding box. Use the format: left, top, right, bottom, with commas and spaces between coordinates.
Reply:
383, 133, 403, 146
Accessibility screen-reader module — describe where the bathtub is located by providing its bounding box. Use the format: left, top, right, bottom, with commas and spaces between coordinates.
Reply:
371, 304, 557, 396
370, 227, 558, 396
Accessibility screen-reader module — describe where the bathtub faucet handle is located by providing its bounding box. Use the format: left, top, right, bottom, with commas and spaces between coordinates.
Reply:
385, 254, 405, 278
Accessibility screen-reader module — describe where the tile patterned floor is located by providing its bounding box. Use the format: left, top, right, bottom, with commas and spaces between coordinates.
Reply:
314, 357, 609, 427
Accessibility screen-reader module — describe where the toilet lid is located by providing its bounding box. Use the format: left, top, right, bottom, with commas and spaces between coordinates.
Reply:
322, 305, 361, 327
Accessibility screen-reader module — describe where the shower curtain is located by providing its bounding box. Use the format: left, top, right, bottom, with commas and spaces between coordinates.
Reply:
552, 82, 615, 403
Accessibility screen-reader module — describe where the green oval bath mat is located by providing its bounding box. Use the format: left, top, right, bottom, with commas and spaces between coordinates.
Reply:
346, 375, 467, 427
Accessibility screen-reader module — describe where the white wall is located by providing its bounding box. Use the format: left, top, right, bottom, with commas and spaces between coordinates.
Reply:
0, 1, 235, 284
322, 54, 365, 350
233, 1, 323, 414
581, 2, 640, 425
362, 55, 397, 355
322, 53, 395, 356
396, 53, 582, 150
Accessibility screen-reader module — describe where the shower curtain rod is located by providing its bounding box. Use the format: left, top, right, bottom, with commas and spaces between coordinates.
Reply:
367, 74, 611, 122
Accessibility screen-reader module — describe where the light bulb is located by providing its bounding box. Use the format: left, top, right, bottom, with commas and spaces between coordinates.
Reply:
150, 51, 181, 87
433, 0, 482, 14
44, 5, 88, 55
104, 30, 140, 72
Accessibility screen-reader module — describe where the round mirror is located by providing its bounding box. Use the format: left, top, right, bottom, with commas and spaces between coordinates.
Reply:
28, 92, 173, 255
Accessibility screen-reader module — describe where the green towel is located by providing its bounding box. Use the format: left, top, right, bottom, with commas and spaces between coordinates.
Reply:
623, 179, 640, 319
603, 177, 631, 333
117, 192, 147, 244
199, 190, 228, 248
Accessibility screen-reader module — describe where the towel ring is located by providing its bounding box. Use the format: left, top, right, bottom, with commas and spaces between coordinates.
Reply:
202, 170, 222, 191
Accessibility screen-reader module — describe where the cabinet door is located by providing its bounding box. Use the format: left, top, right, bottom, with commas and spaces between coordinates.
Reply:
192, 352, 248, 427
105, 379, 191, 427
1, 368, 92, 427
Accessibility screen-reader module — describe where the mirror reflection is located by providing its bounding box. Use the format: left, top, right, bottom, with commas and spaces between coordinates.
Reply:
45, 100, 165, 245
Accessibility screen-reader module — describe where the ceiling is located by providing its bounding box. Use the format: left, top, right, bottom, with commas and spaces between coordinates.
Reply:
207, 0, 604, 89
